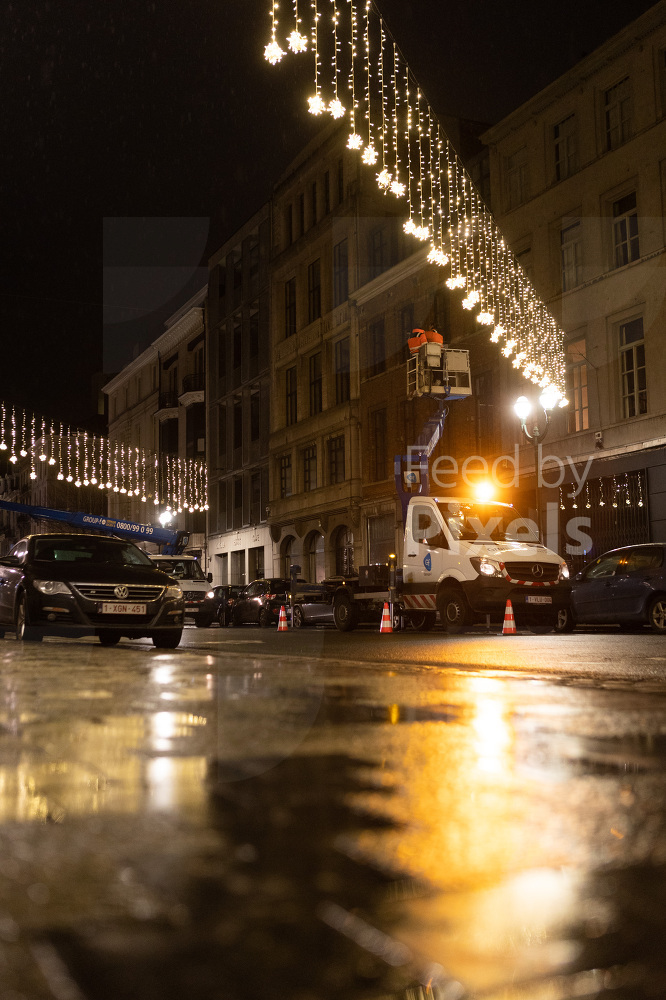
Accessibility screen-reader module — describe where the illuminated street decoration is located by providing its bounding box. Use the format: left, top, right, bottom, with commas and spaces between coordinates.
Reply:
264, 0, 567, 400
0, 402, 208, 512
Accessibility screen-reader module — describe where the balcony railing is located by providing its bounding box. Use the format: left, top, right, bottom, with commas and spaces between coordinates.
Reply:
158, 392, 179, 410
181, 372, 205, 394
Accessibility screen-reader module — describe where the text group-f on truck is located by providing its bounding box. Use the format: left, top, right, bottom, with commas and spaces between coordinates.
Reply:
332, 497, 570, 633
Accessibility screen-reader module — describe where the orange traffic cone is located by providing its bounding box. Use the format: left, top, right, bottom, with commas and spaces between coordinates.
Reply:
379, 602, 393, 633
502, 599, 517, 635
277, 605, 288, 631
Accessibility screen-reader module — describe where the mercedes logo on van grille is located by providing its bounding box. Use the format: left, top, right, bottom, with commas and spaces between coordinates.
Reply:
531, 564, 544, 578
114, 585, 129, 600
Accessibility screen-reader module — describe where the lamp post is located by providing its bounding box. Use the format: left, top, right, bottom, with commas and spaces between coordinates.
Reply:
513, 389, 559, 542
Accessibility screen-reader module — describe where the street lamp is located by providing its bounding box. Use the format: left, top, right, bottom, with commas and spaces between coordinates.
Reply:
513, 390, 559, 541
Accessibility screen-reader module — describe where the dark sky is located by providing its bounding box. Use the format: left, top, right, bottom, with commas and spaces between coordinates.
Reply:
1, 0, 658, 427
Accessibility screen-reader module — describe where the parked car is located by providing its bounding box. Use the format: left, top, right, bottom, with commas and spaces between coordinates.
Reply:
555, 543, 666, 633
290, 582, 337, 628
197, 585, 244, 627
0, 533, 184, 647
231, 578, 298, 627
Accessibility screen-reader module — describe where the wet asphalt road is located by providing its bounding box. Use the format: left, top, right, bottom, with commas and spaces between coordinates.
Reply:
0, 624, 665, 999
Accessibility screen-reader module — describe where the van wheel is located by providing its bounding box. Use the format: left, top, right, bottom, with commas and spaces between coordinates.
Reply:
437, 588, 471, 634
333, 594, 358, 632
406, 610, 437, 631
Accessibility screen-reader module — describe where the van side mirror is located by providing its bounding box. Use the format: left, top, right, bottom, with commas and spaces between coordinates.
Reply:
207, 572, 213, 583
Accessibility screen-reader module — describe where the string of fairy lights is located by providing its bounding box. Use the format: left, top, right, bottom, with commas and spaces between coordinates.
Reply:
264, 0, 568, 402
0, 402, 208, 514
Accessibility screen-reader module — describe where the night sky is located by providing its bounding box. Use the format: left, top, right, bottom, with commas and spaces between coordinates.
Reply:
1, 0, 657, 428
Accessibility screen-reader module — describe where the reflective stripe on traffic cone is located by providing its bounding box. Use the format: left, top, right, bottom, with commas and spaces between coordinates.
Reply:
502, 598, 517, 635
380, 602, 393, 633
278, 605, 288, 631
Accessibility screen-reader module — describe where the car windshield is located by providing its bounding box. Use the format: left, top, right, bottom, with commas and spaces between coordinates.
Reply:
33, 537, 153, 565
154, 559, 207, 581
435, 501, 539, 543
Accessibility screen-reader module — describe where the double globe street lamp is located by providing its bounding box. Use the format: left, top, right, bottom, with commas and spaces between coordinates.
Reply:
513, 388, 561, 542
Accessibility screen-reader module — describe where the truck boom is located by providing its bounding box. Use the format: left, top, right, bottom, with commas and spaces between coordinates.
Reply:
0, 500, 189, 554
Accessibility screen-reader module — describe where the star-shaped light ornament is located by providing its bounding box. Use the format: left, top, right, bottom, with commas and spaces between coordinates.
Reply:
329, 99, 345, 119
288, 30, 308, 52
427, 246, 449, 267
347, 133, 363, 150
362, 145, 378, 165
446, 275, 466, 289
477, 311, 494, 325
490, 325, 505, 343
308, 94, 326, 115
390, 179, 406, 197
377, 168, 391, 189
264, 40, 285, 65
403, 220, 416, 235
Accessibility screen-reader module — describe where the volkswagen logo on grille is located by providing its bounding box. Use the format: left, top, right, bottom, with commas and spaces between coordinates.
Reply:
531, 564, 544, 578
114, 585, 130, 600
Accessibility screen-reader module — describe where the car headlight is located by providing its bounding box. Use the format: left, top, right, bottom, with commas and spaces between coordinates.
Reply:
33, 580, 71, 596
166, 585, 184, 600
470, 557, 502, 578
206, 590, 215, 599
558, 563, 570, 581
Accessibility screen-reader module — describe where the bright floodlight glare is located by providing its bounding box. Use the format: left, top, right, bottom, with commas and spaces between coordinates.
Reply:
539, 387, 559, 411
513, 396, 532, 421
474, 481, 495, 502
159, 511, 173, 526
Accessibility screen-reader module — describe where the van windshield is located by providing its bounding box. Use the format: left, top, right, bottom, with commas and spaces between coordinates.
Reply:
154, 558, 207, 581
435, 501, 539, 543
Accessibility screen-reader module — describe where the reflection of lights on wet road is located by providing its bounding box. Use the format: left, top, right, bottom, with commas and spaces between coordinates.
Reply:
469, 681, 513, 776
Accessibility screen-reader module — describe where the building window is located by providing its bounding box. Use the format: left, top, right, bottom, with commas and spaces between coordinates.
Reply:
279, 454, 292, 498
218, 263, 226, 312
232, 254, 242, 308
233, 475, 243, 530
620, 318, 647, 418
249, 309, 259, 374
605, 77, 631, 151
473, 371, 496, 454
371, 408, 387, 481
307, 259, 321, 322
303, 444, 317, 492
233, 397, 243, 453
250, 389, 260, 441
328, 434, 345, 484
333, 238, 348, 307
561, 220, 582, 291
335, 337, 350, 404
612, 192, 639, 268
218, 326, 227, 379
249, 240, 259, 296
369, 319, 385, 377
309, 353, 322, 415
337, 158, 344, 203
515, 244, 533, 281
285, 278, 296, 337
505, 146, 528, 210
554, 114, 577, 181
285, 366, 297, 426
566, 339, 589, 433
310, 180, 317, 226
369, 226, 387, 278
285, 204, 293, 246
233, 317, 242, 373
218, 405, 227, 463
299, 193, 305, 236
368, 513, 394, 565
324, 171, 331, 214
250, 472, 261, 524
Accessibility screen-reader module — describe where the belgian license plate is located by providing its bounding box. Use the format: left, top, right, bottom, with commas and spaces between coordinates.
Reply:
99, 603, 146, 615
526, 595, 552, 605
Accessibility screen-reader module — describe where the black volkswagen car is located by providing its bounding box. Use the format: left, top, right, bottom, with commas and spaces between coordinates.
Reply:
0, 533, 184, 647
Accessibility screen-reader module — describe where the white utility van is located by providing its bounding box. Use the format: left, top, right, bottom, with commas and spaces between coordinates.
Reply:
149, 554, 213, 627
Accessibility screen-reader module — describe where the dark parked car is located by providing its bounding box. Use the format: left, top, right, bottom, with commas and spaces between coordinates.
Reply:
197, 585, 244, 627
290, 582, 337, 628
231, 578, 296, 627
556, 543, 666, 633
0, 533, 184, 647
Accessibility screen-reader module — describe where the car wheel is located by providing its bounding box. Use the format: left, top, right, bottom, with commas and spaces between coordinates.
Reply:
292, 605, 305, 629
554, 607, 575, 633
195, 616, 213, 629
152, 630, 183, 649
98, 631, 121, 646
15, 595, 43, 643
333, 594, 358, 632
259, 608, 272, 628
406, 610, 437, 631
648, 596, 666, 634
217, 610, 227, 627
437, 587, 471, 634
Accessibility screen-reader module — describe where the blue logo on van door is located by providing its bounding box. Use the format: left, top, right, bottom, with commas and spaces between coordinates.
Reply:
423, 552, 432, 572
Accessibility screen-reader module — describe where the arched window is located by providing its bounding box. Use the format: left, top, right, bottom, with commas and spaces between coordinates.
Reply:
305, 531, 325, 582
280, 535, 295, 579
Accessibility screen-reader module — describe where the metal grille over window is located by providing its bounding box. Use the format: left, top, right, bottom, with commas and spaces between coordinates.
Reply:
620, 317, 646, 418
